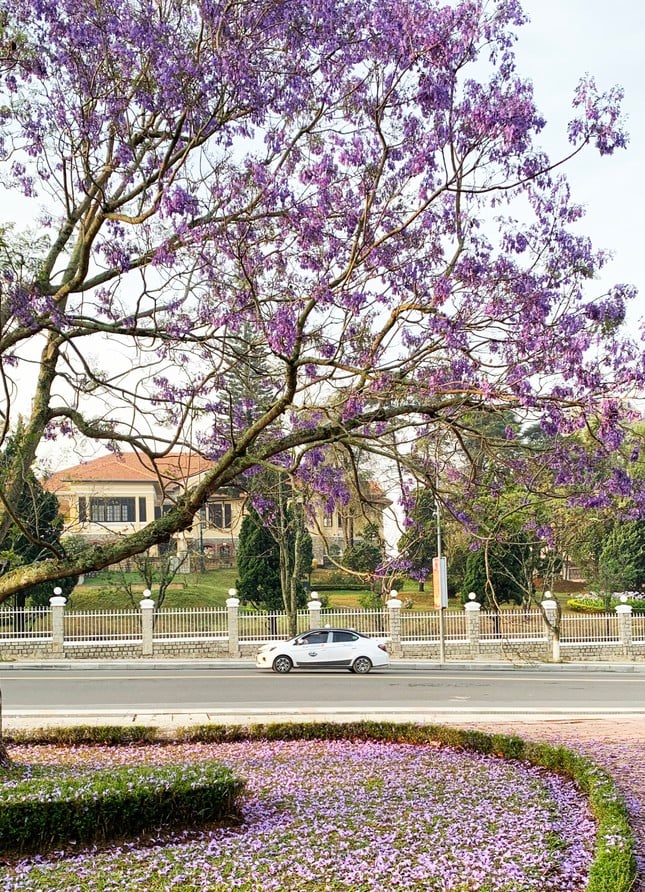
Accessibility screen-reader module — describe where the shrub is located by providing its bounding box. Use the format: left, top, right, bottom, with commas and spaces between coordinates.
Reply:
567, 596, 606, 613
0, 759, 243, 855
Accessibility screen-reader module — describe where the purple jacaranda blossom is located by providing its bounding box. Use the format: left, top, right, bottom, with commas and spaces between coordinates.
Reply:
0, 0, 641, 603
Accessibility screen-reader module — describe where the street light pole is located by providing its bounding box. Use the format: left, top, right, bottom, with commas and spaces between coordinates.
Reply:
435, 495, 446, 665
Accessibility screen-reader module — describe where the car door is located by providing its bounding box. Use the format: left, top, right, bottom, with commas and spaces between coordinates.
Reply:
292, 630, 331, 666
324, 630, 360, 667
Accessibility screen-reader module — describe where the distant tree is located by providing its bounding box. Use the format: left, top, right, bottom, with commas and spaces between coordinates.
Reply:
598, 521, 645, 594
397, 490, 437, 592
236, 509, 283, 611
114, 549, 190, 611
343, 540, 382, 576
236, 493, 313, 635
460, 539, 530, 609
341, 522, 381, 572
0, 437, 76, 610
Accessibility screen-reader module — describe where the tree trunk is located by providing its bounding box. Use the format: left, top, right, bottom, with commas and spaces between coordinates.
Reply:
0, 740, 10, 767
0, 690, 11, 766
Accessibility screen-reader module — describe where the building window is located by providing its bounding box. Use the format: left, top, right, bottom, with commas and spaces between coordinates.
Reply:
89, 497, 136, 523
138, 497, 147, 522
208, 502, 232, 529
323, 514, 333, 527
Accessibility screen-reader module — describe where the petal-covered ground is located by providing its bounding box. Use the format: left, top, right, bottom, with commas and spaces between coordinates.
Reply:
466, 719, 645, 892
2, 738, 595, 892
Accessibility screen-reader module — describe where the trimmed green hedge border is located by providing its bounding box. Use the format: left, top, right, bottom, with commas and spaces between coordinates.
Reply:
0, 757, 243, 855
3, 721, 637, 892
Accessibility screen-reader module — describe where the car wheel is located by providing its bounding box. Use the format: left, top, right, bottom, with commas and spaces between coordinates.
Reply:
273, 655, 293, 674
352, 656, 372, 674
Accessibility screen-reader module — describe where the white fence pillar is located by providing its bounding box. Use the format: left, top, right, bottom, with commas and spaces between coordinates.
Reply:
308, 593, 322, 629
616, 600, 633, 656
387, 592, 402, 658
227, 589, 240, 657
49, 589, 66, 655
464, 593, 481, 656
139, 590, 155, 657
541, 595, 560, 662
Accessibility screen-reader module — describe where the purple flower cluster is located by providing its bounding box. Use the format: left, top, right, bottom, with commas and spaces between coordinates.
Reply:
3, 739, 595, 891
1, 0, 642, 600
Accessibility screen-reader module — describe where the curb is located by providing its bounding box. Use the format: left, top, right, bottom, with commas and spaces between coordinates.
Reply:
2, 659, 645, 672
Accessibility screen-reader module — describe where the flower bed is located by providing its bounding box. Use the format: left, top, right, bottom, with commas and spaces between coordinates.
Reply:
2, 722, 635, 892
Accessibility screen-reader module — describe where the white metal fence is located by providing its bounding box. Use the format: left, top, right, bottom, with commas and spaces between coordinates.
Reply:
560, 612, 620, 643
238, 611, 310, 642
400, 611, 467, 641
64, 610, 142, 642
0, 603, 642, 653
0, 606, 51, 639
153, 608, 228, 640
479, 609, 547, 641
319, 609, 389, 637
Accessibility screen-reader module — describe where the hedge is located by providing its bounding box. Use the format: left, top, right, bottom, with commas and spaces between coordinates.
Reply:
0, 758, 243, 855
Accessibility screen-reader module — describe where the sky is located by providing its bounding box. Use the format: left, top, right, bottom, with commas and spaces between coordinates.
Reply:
516, 0, 645, 324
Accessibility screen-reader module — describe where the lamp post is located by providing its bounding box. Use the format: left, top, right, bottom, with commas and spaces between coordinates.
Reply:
434, 496, 446, 665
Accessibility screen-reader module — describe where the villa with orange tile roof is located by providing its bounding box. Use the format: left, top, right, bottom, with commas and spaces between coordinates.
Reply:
47, 452, 391, 567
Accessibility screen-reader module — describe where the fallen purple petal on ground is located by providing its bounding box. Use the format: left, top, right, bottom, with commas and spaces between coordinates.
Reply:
2, 738, 596, 891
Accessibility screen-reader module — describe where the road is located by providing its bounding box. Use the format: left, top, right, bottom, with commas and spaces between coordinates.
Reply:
1, 664, 644, 728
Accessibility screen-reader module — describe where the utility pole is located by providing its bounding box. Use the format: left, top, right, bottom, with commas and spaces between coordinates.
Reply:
434, 495, 446, 664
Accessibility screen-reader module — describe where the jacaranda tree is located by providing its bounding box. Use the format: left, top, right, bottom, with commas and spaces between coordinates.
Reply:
0, 0, 642, 603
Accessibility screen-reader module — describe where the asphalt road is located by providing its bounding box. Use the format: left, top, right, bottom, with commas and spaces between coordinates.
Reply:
1, 665, 644, 719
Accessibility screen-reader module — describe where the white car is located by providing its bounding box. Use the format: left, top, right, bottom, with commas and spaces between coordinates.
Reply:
255, 628, 390, 674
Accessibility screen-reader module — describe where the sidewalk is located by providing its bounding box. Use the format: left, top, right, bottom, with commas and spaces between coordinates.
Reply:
2, 657, 645, 672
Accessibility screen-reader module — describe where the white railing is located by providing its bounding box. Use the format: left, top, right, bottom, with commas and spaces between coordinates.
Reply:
631, 613, 645, 642
0, 607, 51, 639
319, 609, 389, 637
64, 610, 142, 642
400, 611, 467, 641
152, 608, 228, 639
560, 612, 620, 643
238, 610, 310, 642
480, 609, 547, 641
3, 602, 642, 653
443, 610, 468, 640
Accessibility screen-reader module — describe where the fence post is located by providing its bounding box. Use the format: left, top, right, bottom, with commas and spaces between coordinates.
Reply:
464, 592, 481, 657
386, 591, 402, 658
541, 594, 560, 662
615, 597, 633, 657
308, 592, 322, 629
49, 588, 66, 655
139, 589, 155, 657
227, 588, 240, 657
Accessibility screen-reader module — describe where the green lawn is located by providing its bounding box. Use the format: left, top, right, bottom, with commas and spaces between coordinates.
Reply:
70, 568, 239, 610
68, 567, 577, 612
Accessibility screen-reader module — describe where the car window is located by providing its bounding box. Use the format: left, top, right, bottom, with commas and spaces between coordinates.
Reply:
301, 631, 329, 645
331, 631, 358, 643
